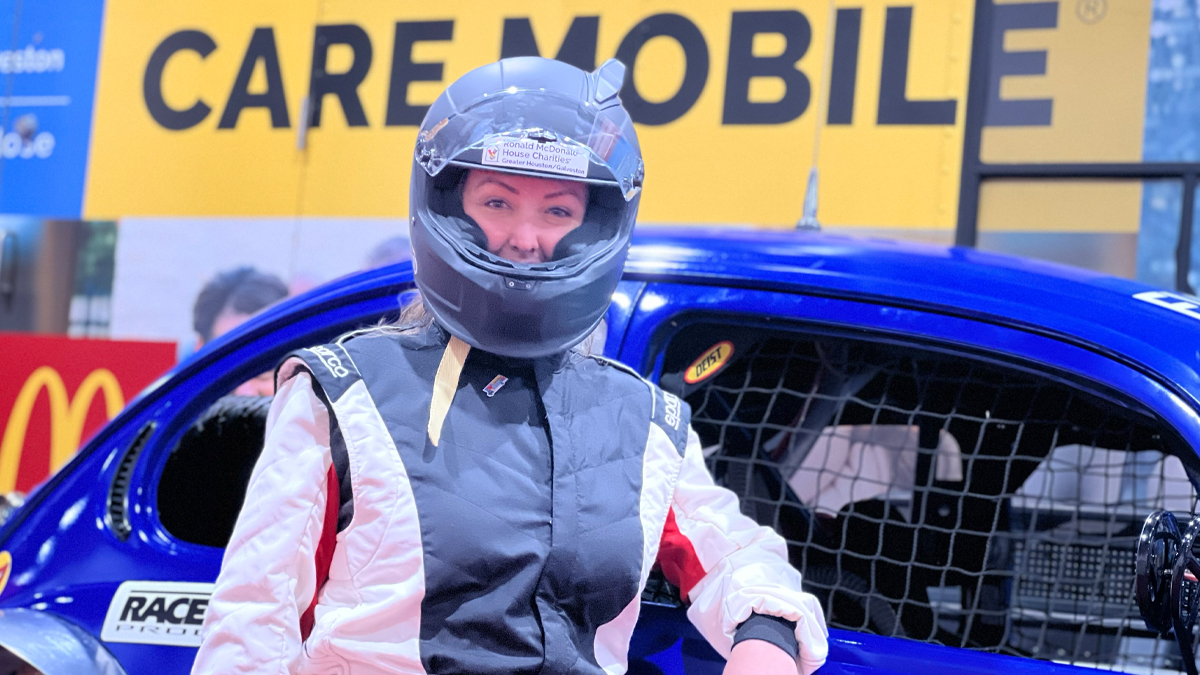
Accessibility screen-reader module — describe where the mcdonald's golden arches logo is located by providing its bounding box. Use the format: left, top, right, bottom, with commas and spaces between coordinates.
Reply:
0, 367, 125, 494
0, 551, 10, 596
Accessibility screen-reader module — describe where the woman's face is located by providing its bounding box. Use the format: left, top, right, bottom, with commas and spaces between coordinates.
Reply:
461, 169, 588, 263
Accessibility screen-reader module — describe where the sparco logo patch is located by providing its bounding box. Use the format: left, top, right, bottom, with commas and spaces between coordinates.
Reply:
663, 392, 682, 431
101, 581, 214, 647
307, 345, 351, 378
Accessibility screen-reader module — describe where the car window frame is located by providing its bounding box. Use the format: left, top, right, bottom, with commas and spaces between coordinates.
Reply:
621, 281, 1200, 671
124, 280, 416, 557
622, 282, 1200, 455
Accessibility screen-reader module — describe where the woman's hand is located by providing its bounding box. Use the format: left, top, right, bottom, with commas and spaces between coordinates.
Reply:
722, 639, 798, 675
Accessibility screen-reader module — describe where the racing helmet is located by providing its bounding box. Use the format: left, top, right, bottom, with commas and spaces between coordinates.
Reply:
410, 56, 643, 358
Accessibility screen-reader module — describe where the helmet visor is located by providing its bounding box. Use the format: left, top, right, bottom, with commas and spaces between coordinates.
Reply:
416, 88, 643, 201
423, 163, 631, 278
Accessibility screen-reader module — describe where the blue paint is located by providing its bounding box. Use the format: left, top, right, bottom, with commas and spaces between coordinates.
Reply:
0, 230, 1197, 674
0, 0, 104, 216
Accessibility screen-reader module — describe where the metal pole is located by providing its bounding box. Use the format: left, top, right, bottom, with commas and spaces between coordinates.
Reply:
955, 0, 992, 248
1177, 174, 1196, 294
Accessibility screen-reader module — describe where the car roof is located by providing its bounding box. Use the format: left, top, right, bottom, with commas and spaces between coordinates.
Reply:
229, 226, 1199, 412
625, 227, 1200, 408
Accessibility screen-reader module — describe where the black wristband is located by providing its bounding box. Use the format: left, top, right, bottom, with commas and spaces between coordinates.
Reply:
733, 612, 799, 659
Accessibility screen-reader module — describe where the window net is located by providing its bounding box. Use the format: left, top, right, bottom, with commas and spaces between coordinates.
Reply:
655, 323, 1200, 673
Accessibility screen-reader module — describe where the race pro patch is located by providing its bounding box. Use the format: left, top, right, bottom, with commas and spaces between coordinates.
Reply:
101, 580, 214, 647
482, 138, 589, 178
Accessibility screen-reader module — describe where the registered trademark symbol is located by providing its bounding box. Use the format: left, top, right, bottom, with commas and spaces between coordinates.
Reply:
1077, 0, 1106, 24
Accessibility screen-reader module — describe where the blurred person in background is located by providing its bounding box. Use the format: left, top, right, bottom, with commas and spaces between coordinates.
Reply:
192, 266, 288, 395
363, 234, 412, 270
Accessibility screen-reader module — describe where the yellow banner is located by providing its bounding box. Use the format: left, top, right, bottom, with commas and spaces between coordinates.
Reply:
980, 0, 1151, 164
976, 0, 1153, 235
85, 0, 974, 228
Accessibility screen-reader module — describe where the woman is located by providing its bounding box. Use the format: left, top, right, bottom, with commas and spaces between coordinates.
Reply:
192, 57, 827, 675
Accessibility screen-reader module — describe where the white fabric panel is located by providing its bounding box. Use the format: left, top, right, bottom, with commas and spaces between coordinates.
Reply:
594, 421, 686, 675
299, 378, 428, 675
192, 373, 331, 675
672, 428, 829, 675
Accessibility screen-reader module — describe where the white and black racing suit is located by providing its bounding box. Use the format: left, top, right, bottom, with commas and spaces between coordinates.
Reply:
192, 324, 827, 675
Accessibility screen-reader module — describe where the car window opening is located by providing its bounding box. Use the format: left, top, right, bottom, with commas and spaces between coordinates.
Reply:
659, 322, 1200, 674
157, 395, 271, 549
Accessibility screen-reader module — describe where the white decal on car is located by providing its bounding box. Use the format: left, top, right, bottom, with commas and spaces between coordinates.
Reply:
1134, 290, 1200, 321
101, 580, 214, 647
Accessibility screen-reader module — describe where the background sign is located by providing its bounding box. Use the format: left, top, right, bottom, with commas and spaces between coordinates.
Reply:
0, 0, 104, 216
84, 0, 974, 229
981, 0, 1150, 164
0, 333, 175, 493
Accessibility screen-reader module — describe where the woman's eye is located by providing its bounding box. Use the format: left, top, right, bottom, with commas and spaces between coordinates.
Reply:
484, 198, 508, 209
548, 206, 573, 218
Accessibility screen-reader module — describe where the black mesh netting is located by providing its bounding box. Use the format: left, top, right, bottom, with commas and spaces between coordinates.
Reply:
657, 323, 1200, 673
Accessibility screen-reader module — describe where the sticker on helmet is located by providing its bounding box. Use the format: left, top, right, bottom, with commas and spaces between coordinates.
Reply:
483, 138, 589, 178
684, 341, 734, 384
0, 551, 10, 596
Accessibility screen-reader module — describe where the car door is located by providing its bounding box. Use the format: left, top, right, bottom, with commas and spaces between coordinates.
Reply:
619, 281, 1200, 675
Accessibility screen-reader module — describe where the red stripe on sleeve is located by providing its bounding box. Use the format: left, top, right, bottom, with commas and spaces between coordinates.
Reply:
657, 507, 707, 599
300, 463, 339, 641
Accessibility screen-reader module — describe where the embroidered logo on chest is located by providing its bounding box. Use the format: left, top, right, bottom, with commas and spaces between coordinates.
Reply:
483, 374, 509, 397
663, 392, 682, 430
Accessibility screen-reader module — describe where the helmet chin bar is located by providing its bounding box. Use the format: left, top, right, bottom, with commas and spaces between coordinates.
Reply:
1136, 510, 1200, 675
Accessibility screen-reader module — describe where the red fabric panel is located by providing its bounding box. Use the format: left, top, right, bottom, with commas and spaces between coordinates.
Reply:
657, 507, 707, 599
300, 464, 339, 641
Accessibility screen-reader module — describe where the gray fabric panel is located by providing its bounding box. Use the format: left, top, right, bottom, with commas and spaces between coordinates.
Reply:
535, 354, 654, 674
285, 343, 361, 402
342, 327, 658, 675
734, 613, 799, 658
328, 419, 353, 532
349, 330, 550, 674
649, 384, 691, 457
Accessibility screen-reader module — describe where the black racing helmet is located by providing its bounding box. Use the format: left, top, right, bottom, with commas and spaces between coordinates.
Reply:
410, 56, 643, 358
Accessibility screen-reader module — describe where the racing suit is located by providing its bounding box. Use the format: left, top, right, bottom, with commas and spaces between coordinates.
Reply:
192, 324, 827, 675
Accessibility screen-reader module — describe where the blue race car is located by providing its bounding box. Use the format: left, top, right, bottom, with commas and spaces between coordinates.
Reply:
2, 228, 1199, 675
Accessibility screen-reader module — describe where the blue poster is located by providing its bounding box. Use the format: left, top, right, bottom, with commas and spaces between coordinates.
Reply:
1138, 0, 1200, 290
0, 0, 104, 217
